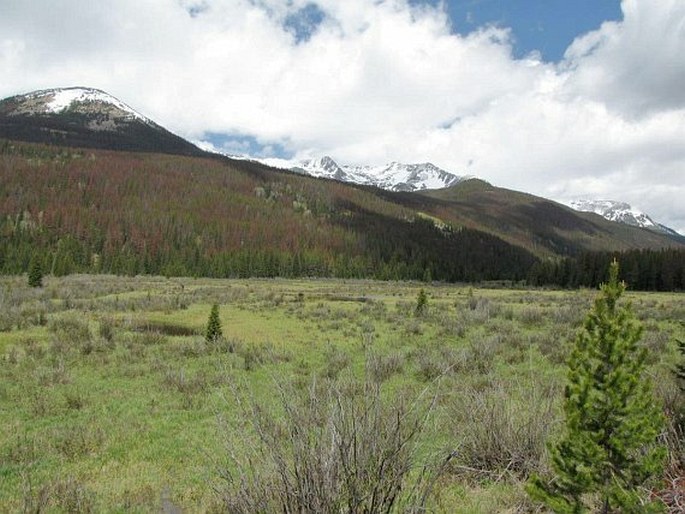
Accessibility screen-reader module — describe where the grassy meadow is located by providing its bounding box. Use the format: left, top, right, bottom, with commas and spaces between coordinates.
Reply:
0, 275, 683, 512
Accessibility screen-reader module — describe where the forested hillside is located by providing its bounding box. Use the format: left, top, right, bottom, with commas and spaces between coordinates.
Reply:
0, 141, 535, 282
1, 140, 683, 289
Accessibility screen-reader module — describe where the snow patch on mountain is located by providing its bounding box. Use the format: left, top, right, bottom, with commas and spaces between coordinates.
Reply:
569, 199, 679, 235
9, 87, 152, 124
291, 156, 467, 192
295, 156, 351, 182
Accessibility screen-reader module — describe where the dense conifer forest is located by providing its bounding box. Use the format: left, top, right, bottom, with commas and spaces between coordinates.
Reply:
529, 248, 685, 291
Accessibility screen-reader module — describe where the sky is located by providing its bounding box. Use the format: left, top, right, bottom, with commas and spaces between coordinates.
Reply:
1, 0, 684, 234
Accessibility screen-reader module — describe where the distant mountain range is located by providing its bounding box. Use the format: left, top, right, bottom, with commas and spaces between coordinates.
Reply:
263, 154, 680, 236
223, 154, 467, 192
1, 86, 683, 276
1, 86, 679, 236
0, 87, 205, 156
290, 156, 467, 192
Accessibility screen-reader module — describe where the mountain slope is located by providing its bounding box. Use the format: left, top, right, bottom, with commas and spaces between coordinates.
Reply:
0, 87, 205, 156
415, 180, 683, 257
0, 140, 682, 285
0, 141, 537, 282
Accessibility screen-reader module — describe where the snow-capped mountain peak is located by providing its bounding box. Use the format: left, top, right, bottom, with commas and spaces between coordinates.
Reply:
295, 156, 349, 181
1, 86, 205, 156
5, 87, 153, 126
569, 199, 679, 236
290, 156, 466, 192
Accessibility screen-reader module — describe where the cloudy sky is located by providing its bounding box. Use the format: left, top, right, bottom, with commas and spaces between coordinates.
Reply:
2, 0, 684, 233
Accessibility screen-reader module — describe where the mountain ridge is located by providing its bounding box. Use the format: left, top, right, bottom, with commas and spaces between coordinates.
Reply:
226, 153, 467, 193
243, 153, 681, 237
0, 87, 206, 156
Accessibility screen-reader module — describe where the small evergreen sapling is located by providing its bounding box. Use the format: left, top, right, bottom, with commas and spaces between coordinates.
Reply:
205, 303, 222, 343
675, 336, 685, 392
28, 255, 43, 288
415, 288, 428, 317
527, 260, 665, 513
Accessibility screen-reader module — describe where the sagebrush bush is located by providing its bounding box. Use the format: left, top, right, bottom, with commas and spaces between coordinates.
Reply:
323, 345, 351, 379
237, 341, 289, 371
366, 350, 404, 383
48, 316, 92, 346
162, 367, 209, 395
52, 424, 104, 460
218, 372, 441, 513
451, 378, 558, 480
22, 475, 94, 514
98, 317, 115, 342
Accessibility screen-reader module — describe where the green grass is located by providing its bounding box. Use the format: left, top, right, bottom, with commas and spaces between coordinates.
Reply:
0, 275, 682, 512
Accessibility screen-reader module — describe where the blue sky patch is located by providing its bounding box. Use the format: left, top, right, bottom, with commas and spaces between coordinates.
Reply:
411, 0, 622, 61
284, 3, 327, 44
184, 1, 209, 18
203, 132, 293, 159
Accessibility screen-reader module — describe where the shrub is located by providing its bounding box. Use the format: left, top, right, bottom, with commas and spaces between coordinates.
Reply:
48, 316, 92, 347
366, 351, 404, 383
218, 373, 441, 513
22, 475, 94, 513
162, 367, 209, 396
323, 345, 351, 379
98, 317, 115, 342
676, 338, 685, 392
451, 378, 558, 480
415, 351, 447, 382
52, 424, 104, 460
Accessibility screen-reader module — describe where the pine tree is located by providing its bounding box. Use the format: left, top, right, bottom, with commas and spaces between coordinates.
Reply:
527, 260, 665, 513
675, 337, 685, 393
205, 303, 222, 343
415, 288, 428, 317
28, 255, 43, 288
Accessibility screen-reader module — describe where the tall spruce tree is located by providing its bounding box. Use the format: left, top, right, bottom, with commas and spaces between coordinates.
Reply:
527, 260, 665, 513
205, 303, 222, 344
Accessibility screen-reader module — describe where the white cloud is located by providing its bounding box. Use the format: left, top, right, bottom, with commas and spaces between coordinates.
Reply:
1, 0, 684, 233
563, 0, 685, 118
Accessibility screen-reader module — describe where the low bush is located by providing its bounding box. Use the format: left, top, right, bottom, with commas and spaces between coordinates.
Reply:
323, 345, 351, 379
450, 378, 558, 480
218, 372, 441, 513
366, 351, 404, 383
48, 316, 92, 345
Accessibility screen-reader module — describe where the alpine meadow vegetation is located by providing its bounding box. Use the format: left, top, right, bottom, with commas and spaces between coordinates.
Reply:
0, 274, 682, 511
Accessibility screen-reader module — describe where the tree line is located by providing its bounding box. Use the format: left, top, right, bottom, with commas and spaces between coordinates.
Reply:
529, 248, 685, 291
